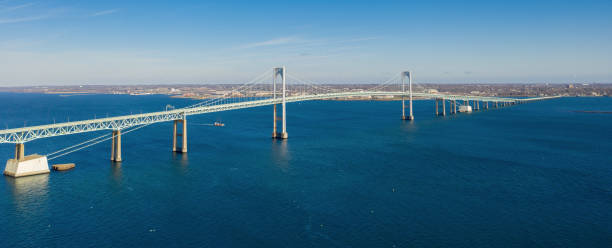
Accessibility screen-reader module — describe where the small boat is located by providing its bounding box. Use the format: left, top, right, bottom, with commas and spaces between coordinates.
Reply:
52, 163, 75, 171
214, 121, 225, 127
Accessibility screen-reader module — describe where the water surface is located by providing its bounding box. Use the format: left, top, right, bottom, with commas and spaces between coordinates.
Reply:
1, 93, 611, 247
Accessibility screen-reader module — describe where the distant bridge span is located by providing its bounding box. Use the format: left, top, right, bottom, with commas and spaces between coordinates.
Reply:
1, 67, 560, 177
0, 91, 556, 144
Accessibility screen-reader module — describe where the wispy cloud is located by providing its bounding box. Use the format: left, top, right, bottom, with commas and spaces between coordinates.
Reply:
240, 36, 301, 49
0, 15, 48, 24
91, 9, 119, 17
0, 2, 35, 12
341, 36, 381, 43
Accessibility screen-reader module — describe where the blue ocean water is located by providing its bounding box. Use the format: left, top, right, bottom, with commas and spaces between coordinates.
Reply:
0, 93, 611, 247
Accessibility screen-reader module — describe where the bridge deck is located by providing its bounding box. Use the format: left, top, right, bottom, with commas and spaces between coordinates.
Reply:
0, 92, 559, 143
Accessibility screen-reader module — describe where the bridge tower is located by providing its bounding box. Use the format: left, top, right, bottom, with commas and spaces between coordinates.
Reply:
272, 67, 288, 139
172, 114, 187, 153
401, 71, 414, 120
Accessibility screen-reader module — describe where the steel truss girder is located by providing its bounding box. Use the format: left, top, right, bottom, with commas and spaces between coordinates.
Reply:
0, 92, 556, 144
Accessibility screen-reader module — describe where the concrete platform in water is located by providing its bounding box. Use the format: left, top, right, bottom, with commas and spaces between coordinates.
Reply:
4, 154, 50, 178
53, 163, 75, 171
458, 105, 473, 113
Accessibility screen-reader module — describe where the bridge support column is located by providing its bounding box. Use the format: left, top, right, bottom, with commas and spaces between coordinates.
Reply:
15, 143, 24, 160
111, 130, 122, 162
272, 104, 278, 138
456, 100, 459, 113
435, 99, 439, 116
4, 142, 49, 178
273, 67, 288, 139
476, 101, 480, 110
441, 99, 446, 116
495, 102, 498, 108
172, 118, 187, 153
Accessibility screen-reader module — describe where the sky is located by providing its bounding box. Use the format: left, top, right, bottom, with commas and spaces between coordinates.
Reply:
0, 0, 611, 85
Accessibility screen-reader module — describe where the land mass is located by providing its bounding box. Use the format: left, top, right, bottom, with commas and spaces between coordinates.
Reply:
0, 83, 609, 100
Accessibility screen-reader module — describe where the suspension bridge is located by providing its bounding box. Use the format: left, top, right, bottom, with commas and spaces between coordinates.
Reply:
2, 67, 558, 177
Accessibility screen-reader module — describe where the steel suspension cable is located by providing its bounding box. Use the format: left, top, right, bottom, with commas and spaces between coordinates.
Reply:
46, 133, 111, 157
47, 124, 152, 161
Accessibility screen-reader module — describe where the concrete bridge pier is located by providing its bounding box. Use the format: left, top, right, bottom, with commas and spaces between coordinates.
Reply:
476, 101, 480, 110
15, 143, 24, 160
441, 99, 446, 116
453, 100, 457, 114
4, 143, 49, 178
172, 118, 187, 153
435, 99, 439, 116
111, 130, 122, 162
435, 98, 446, 116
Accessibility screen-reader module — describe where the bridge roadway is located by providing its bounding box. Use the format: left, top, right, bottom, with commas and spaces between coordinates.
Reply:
0, 91, 558, 144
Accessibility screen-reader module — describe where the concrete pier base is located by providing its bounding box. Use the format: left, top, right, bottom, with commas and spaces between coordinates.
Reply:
274, 132, 288, 139
279, 132, 288, 139
4, 154, 50, 178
